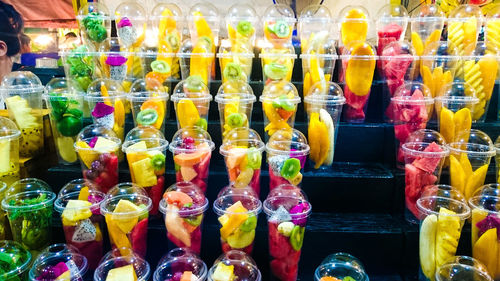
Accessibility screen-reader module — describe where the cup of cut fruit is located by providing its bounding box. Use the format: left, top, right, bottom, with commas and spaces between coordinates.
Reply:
208, 250, 261, 281
77, 2, 111, 49
375, 4, 408, 56
300, 45, 337, 98
298, 4, 333, 54
128, 79, 169, 132
338, 6, 371, 48
0, 240, 32, 281
187, 2, 219, 49
171, 76, 212, 131
94, 254, 150, 281
178, 39, 216, 87
262, 4, 295, 48
0, 117, 21, 187
410, 4, 444, 59
435, 256, 492, 281
259, 46, 296, 85
29, 252, 88, 280
225, 3, 257, 49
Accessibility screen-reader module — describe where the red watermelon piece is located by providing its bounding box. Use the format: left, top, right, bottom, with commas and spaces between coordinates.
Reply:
412, 142, 443, 173
268, 222, 294, 259
377, 23, 404, 55
130, 218, 148, 258
344, 85, 370, 110
269, 166, 291, 190
195, 153, 211, 180
249, 169, 261, 197
148, 176, 164, 215
271, 258, 299, 281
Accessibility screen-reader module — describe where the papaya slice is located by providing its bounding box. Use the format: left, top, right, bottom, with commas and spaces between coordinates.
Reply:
345, 42, 375, 96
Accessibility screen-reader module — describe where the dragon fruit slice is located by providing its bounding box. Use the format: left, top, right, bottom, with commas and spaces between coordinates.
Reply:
72, 219, 97, 243
269, 206, 292, 223
476, 214, 500, 239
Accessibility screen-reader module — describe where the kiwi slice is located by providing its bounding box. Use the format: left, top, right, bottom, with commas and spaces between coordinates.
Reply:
151, 60, 171, 74
289, 225, 305, 251
237, 20, 254, 37
246, 147, 262, 169
271, 95, 295, 111
272, 20, 290, 38
264, 63, 288, 80
239, 214, 257, 232
197, 36, 213, 50
185, 75, 205, 92
166, 33, 179, 49
184, 214, 203, 227
151, 154, 166, 171
195, 118, 208, 131
137, 108, 159, 126
223, 62, 243, 81
227, 113, 247, 128
280, 158, 301, 180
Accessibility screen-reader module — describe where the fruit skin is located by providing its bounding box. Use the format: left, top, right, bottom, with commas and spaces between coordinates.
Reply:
420, 214, 437, 280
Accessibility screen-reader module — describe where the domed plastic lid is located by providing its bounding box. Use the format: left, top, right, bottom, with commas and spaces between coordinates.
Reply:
129, 78, 169, 97
436, 256, 492, 281
77, 2, 110, 19
154, 249, 207, 281
226, 3, 257, 21
421, 41, 460, 59
86, 78, 126, 98
304, 82, 346, 105
220, 128, 264, 155
0, 240, 32, 280
151, 3, 182, 20
5, 178, 52, 198
58, 178, 99, 198
0, 71, 44, 95
99, 247, 140, 264
417, 196, 470, 220
259, 44, 297, 59
434, 81, 479, 105
188, 2, 219, 20
169, 127, 215, 153
470, 183, 500, 213
299, 37, 337, 59
376, 4, 408, 23
214, 250, 257, 267
36, 244, 80, 263
260, 81, 300, 104
0, 116, 20, 141
449, 4, 483, 20
115, 2, 146, 21
94, 255, 150, 281
402, 129, 449, 158
339, 5, 370, 23
29, 252, 88, 280
391, 82, 433, 105
213, 185, 261, 216
473, 183, 500, 198
411, 4, 445, 20
217, 184, 258, 199
215, 81, 255, 104
54, 185, 105, 214
320, 252, 365, 269
159, 248, 198, 264
263, 184, 311, 217
106, 182, 148, 198
420, 184, 466, 203
448, 129, 496, 156
315, 259, 368, 281
263, 4, 296, 23
159, 182, 208, 215
171, 76, 211, 102
124, 126, 165, 143
100, 183, 152, 217
299, 5, 332, 22
266, 128, 310, 156
76, 124, 119, 141
44, 78, 85, 96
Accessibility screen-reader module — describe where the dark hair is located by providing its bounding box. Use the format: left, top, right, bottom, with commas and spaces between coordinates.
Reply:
20, 33, 30, 45
0, 1, 23, 56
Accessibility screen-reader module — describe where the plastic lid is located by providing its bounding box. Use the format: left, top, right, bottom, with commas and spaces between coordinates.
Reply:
315, 262, 368, 281
99, 247, 140, 264
0, 240, 32, 280
115, 2, 146, 20
129, 78, 170, 97
177, 38, 215, 58
5, 178, 52, 198
0, 116, 20, 141
214, 250, 257, 266
436, 256, 492, 281
447, 129, 496, 157
215, 81, 256, 104
299, 5, 332, 22
169, 127, 215, 153
94, 255, 150, 281
151, 3, 182, 20
376, 4, 408, 22
171, 77, 211, 102
75, 124, 121, 152
29, 252, 88, 280
320, 252, 365, 270
1, 190, 56, 213
209, 251, 261, 280
213, 185, 262, 215
154, 250, 207, 281
416, 196, 470, 220
339, 6, 370, 22
106, 182, 148, 198
220, 128, 264, 156
217, 184, 258, 199
449, 4, 483, 21
159, 248, 198, 264
37, 244, 80, 263
470, 188, 500, 214
216, 51, 255, 58
77, 2, 110, 19
411, 4, 445, 20
263, 184, 312, 217
0, 71, 44, 95
472, 183, 500, 198
54, 187, 104, 214
391, 82, 433, 105
304, 82, 346, 105
434, 82, 479, 105
86, 78, 126, 98
58, 178, 99, 198
402, 129, 449, 158
420, 184, 466, 203
188, 2, 219, 20
266, 128, 310, 156
159, 182, 208, 216
124, 126, 166, 143
100, 183, 152, 217
226, 3, 257, 21
263, 4, 296, 22
260, 81, 300, 104
44, 78, 85, 96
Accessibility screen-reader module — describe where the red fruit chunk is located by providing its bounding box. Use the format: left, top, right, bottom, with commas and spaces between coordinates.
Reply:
191, 178, 207, 194
277, 108, 294, 120
344, 86, 370, 110
195, 153, 211, 180
130, 218, 148, 258
394, 124, 412, 143
271, 258, 298, 281
149, 176, 164, 215
268, 222, 293, 259
268, 166, 290, 190
249, 169, 261, 197
412, 142, 443, 173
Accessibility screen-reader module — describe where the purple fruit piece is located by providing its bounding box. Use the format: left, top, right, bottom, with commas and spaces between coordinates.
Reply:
91, 160, 104, 172
290, 149, 306, 168
117, 17, 132, 28
88, 136, 99, 148
105, 54, 127, 66
183, 137, 195, 145
289, 202, 309, 227
92, 102, 115, 118
172, 272, 183, 281
476, 214, 500, 240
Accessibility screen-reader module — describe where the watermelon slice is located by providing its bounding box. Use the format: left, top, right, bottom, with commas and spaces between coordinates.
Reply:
412, 142, 443, 173
343, 85, 370, 122
269, 166, 291, 190
249, 169, 261, 197
268, 222, 294, 259
130, 218, 148, 257
377, 23, 404, 56
148, 176, 164, 215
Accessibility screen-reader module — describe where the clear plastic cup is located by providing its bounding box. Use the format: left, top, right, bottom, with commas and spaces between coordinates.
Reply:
99, 247, 140, 264
298, 5, 334, 54
94, 255, 150, 281
77, 2, 111, 49
114, 2, 147, 49
391, 82, 434, 166
29, 252, 88, 280
300, 44, 337, 97
0, 240, 32, 281
436, 256, 493, 281
0, 71, 45, 158
215, 81, 256, 138
74, 125, 121, 193
402, 129, 449, 223
171, 77, 212, 131
220, 128, 264, 196
259, 45, 297, 85
1, 178, 56, 254
338, 6, 371, 48
37, 243, 80, 262
263, 184, 312, 281
0, 117, 20, 186
60, 45, 96, 94
153, 248, 207, 281
417, 196, 471, 281
266, 129, 310, 190
410, 4, 445, 57
304, 82, 345, 169
0, 181, 9, 240
188, 2, 220, 48
263, 4, 296, 48
128, 79, 169, 132
225, 3, 258, 49
159, 182, 208, 254
339, 41, 376, 123
169, 127, 215, 193
208, 250, 261, 281
138, 51, 176, 89
178, 39, 216, 86
101, 183, 152, 258
54, 182, 105, 270
314, 256, 369, 281
447, 5, 483, 56
95, 37, 146, 81
260, 81, 300, 140
485, 5, 500, 54
44, 78, 85, 165
213, 185, 262, 254
217, 50, 254, 84
320, 252, 366, 271
375, 4, 408, 56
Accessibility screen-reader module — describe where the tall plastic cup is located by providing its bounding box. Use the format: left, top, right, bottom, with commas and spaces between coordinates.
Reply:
375, 4, 408, 56
300, 49, 337, 98
338, 6, 371, 48
94, 37, 145, 81
114, 2, 147, 49
259, 46, 296, 85
298, 5, 334, 54
217, 50, 254, 84
60, 45, 96, 94
178, 39, 216, 87
0, 71, 45, 158
29, 252, 88, 280
263, 184, 312, 281
0, 117, 21, 186
94, 255, 150, 281
0, 240, 32, 281
77, 2, 111, 50
128, 79, 169, 132
153, 248, 207, 281
171, 77, 212, 131
225, 3, 258, 49
447, 5, 483, 56
262, 4, 295, 48
208, 250, 261, 281
436, 256, 492, 281
417, 196, 470, 281
304, 82, 345, 169
410, 4, 445, 58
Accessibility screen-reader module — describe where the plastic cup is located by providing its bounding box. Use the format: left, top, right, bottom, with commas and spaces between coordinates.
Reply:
1, 178, 56, 254
60, 45, 96, 95
0, 240, 32, 281
93, 37, 145, 81
298, 5, 334, 54
101, 183, 152, 258
0, 181, 9, 240
263, 184, 312, 281
375, 4, 408, 56
36, 244, 80, 263
402, 129, 449, 223
391, 82, 434, 166
339, 41, 376, 123
447, 5, 483, 56
0, 117, 21, 186
114, 2, 147, 49
94, 255, 150, 281
178, 38, 216, 86
485, 5, 500, 54
262, 4, 296, 48
215, 81, 256, 138
153, 248, 207, 281
338, 6, 371, 48
314, 259, 369, 281
266, 128, 310, 190
188, 3, 220, 47
220, 128, 264, 196
260, 81, 300, 140
320, 252, 366, 271
128, 79, 169, 132
259, 45, 297, 85
436, 256, 493, 281
159, 182, 208, 254
77, 2, 111, 50
0, 71, 45, 158
300, 49, 337, 98
74, 124, 121, 193
171, 77, 212, 131
213, 185, 262, 254
29, 252, 88, 280
225, 3, 258, 49
217, 50, 254, 84
169, 127, 215, 193
208, 250, 261, 281
410, 4, 445, 56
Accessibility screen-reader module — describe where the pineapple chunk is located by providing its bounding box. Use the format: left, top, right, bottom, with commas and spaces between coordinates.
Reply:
212, 263, 235, 281
0, 140, 10, 173
61, 200, 92, 222
131, 158, 157, 187
106, 264, 137, 281
435, 208, 462, 269
220, 201, 249, 239
94, 137, 118, 153
112, 199, 141, 233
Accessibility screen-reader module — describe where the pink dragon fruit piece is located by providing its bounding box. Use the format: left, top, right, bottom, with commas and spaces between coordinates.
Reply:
117, 17, 133, 28
289, 202, 310, 227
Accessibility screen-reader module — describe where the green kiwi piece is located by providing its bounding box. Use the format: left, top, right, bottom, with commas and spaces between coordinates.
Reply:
237, 20, 254, 37
239, 214, 257, 232
246, 147, 262, 169
151, 60, 171, 74
264, 63, 288, 80
185, 75, 205, 92
272, 20, 290, 38
184, 214, 203, 227
195, 118, 208, 131
227, 113, 247, 128
151, 154, 166, 171
197, 36, 213, 50
166, 33, 180, 49
280, 158, 301, 180
137, 108, 159, 126
223, 62, 243, 81
290, 225, 305, 251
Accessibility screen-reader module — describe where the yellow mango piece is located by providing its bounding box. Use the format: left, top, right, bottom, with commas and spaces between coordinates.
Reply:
421, 65, 435, 97
341, 8, 368, 46
303, 72, 311, 97
412, 32, 424, 56
459, 153, 473, 178
263, 102, 281, 124
450, 155, 466, 195
106, 264, 137, 281
473, 228, 498, 277
478, 55, 498, 101
324, 74, 331, 82
177, 99, 201, 128
78, 186, 89, 201
308, 112, 320, 163
316, 120, 329, 169
345, 43, 375, 96
105, 214, 132, 250
424, 29, 442, 49
114, 99, 125, 127
192, 11, 214, 42
453, 108, 471, 141
471, 208, 489, 247
112, 200, 141, 234
439, 107, 455, 144
220, 201, 249, 239
463, 17, 478, 55
75, 141, 98, 169
309, 52, 324, 86
432, 67, 444, 94
464, 164, 489, 200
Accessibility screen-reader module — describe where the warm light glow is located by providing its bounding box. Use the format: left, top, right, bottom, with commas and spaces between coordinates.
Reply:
256, 38, 273, 49
144, 28, 157, 48
33, 34, 54, 48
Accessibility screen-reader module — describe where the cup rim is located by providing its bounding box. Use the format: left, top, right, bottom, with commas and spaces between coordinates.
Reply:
299, 53, 337, 59
208, 261, 261, 281
127, 93, 169, 102
469, 195, 500, 214
153, 256, 208, 281
0, 85, 45, 95
434, 95, 480, 104
0, 128, 21, 141
259, 95, 301, 105
215, 93, 256, 104
54, 190, 106, 213
265, 142, 310, 157
176, 52, 216, 58
159, 197, 209, 216
85, 92, 127, 101
259, 53, 297, 59
1, 190, 56, 212
446, 142, 496, 157
377, 54, 418, 60
304, 94, 346, 106
94, 256, 150, 281
170, 94, 213, 103
74, 137, 122, 153
168, 139, 216, 154
314, 263, 369, 281
100, 194, 153, 217
216, 52, 255, 58
416, 196, 471, 219
401, 141, 449, 158
219, 140, 265, 157
391, 96, 434, 105
435, 263, 493, 281
122, 138, 169, 153
420, 55, 462, 60
29, 252, 88, 280
262, 197, 312, 218
213, 195, 262, 216
338, 54, 378, 60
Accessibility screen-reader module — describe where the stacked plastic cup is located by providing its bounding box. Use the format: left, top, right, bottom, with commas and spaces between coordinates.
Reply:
260, 45, 297, 85
77, 2, 111, 49
410, 4, 445, 57
314, 253, 369, 281
94, 254, 150, 281
29, 252, 88, 280
214, 185, 262, 254
171, 77, 212, 131
260, 81, 301, 140
128, 78, 169, 132
420, 184, 466, 205
263, 184, 312, 281
225, 3, 258, 49
304, 82, 345, 169
153, 248, 207, 281
114, 2, 147, 49
208, 250, 261, 281
0, 117, 21, 186
262, 4, 295, 48
60, 45, 96, 94
435, 256, 492, 281
1, 178, 56, 255
300, 40, 337, 98
402, 129, 449, 223
298, 4, 334, 54
0, 240, 32, 281
169, 127, 215, 193
417, 196, 470, 281
338, 6, 371, 48
218, 47, 255, 84
215, 81, 256, 138
0, 71, 45, 158
375, 4, 408, 56
74, 124, 121, 193
447, 5, 483, 56
159, 182, 208, 254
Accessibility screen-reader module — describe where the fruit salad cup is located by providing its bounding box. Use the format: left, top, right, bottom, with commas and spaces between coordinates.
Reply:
160, 182, 208, 254
29, 252, 88, 280
1, 178, 56, 255
101, 183, 152, 258
338, 6, 371, 48
417, 195, 471, 281
259, 46, 296, 85
298, 4, 333, 54
469, 185, 500, 279
94, 37, 146, 81
123, 126, 168, 215
54, 182, 105, 270
226, 3, 258, 49
217, 50, 254, 84
266, 128, 310, 190
0, 71, 45, 158
169, 127, 215, 193
263, 184, 312, 281
153, 248, 207, 281
314, 253, 369, 281
77, 2, 111, 50
171, 77, 212, 131
0, 240, 32, 281
85, 79, 126, 141
75, 125, 121, 193
60, 45, 96, 94
208, 250, 261, 281
304, 82, 345, 169
410, 4, 445, 59
0, 117, 21, 186
375, 4, 408, 57
339, 41, 376, 123
300, 47, 337, 98
436, 256, 493, 281
94, 255, 150, 281
178, 39, 216, 87
263, 4, 295, 48
44, 78, 85, 165
214, 185, 262, 254
402, 129, 449, 223
215, 81, 256, 138
391, 82, 434, 166
128, 79, 169, 132
114, 2, 147, 49
447, 5, 483, 56
220, 128, 264, 195
260, 81, 300, 140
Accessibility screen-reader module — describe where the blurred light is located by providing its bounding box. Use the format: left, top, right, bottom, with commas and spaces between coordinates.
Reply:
33, 34, 54, 47
144, 28, 157, 48
256, 38, 272, 49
